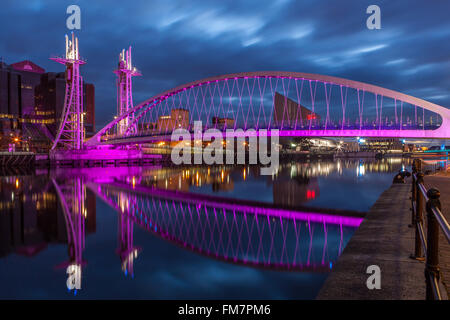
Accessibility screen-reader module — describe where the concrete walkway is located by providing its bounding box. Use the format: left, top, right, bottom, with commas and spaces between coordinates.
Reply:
317, 182, 427, 299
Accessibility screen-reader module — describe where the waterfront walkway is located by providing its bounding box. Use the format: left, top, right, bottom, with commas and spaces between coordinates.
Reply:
317, 181, 429, 299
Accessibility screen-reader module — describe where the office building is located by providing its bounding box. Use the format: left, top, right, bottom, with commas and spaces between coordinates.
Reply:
0, 59, 95, 151
273, 92, 320, 128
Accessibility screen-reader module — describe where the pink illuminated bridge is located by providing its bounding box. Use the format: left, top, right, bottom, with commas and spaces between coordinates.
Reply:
86, 71, 450, 147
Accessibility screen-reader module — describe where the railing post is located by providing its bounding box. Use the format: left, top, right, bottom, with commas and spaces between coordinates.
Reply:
412, 172, 424, 260
410, 169, 417, 227
411, 159, 417, 175
417, 159, 422, 172
410, 159, 421, 226
425, 188, 442, 300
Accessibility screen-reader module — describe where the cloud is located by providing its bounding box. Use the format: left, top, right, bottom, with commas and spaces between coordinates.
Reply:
385, 59, 406, 65
347, 44, 388, 56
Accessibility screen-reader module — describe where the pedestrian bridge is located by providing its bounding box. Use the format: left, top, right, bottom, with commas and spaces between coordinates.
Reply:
86, 71, 450, 146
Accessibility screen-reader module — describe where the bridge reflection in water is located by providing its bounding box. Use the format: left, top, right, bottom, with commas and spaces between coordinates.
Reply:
51, 163, 364, 292
91, 181, 361, 273
0, 159, 413, 297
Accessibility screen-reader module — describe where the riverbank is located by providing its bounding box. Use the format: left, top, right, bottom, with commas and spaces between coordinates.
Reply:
316, 181, 435, 300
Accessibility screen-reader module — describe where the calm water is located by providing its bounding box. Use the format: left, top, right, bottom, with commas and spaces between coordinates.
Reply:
0, 158, 410, 299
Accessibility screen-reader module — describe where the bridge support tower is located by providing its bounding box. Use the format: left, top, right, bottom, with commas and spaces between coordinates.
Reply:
51, 33, 86, 150
114, 46, 141, 136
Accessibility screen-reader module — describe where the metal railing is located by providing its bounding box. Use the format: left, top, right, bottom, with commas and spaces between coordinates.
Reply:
410, 158, 450, 300
419, 158, 449, 175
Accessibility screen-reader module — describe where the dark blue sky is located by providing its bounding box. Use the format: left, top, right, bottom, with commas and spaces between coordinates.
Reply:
1, 0, 449, 129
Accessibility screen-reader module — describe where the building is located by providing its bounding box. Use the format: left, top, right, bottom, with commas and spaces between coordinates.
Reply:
273, 173, 320, 206
339, 140, 360, 152
0, 62, 22, 137
273, 92, 320, 128
279, 137, 339, 152
0, 174, 96, 259
84, 83, 95, 136
358, 138, 403, 152
10, 61, 45, 120
0, 60, 95, 152
212, 117, 234, 130
152, 108, 190, 133
34, 72, 65, 151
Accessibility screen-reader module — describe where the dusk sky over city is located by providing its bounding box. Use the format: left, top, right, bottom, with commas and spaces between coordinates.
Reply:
1, 0, 449, 128
1, 0, 449, 304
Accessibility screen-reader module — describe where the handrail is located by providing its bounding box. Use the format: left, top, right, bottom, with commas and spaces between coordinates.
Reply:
412, 173, 450, 243
410, 158, 449, 300
418, 183, 429, 202
431, 206, 450, 243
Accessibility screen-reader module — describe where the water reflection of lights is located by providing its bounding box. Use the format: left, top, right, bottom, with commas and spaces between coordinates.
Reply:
386, 158, 403, 164
122, 249, 139, 277
357, 163, 366, 176
279, 158, 411, 179
126, 175, 142, 188
290, 165, 297, 178
306, 190, 316, 200
88, 158, 413, 199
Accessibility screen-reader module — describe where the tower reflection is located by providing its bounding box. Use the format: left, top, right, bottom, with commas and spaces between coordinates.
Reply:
117, 193, 140, 277
52, 178, 87, 294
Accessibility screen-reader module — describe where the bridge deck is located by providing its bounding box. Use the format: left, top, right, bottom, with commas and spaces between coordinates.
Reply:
316, 182, 434, 300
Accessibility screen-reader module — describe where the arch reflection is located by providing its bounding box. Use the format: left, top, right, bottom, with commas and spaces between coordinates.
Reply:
90, 180, 361, 272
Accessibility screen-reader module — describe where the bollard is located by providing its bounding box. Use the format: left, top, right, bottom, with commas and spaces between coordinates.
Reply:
399, 169, 411, 178
425, 188, 442, 300
393, 173, 405, 183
